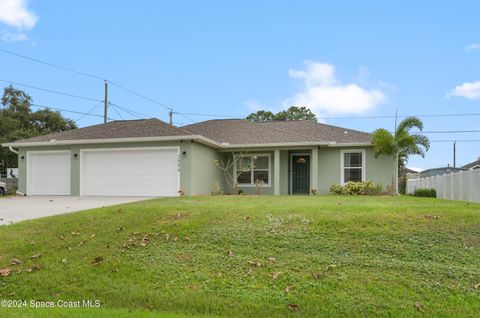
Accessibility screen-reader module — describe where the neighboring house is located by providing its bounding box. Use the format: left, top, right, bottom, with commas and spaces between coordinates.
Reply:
419, 167, 466, 178
463, 157, 480, 170
400, 167, 418, 177
1, 118, 394, 197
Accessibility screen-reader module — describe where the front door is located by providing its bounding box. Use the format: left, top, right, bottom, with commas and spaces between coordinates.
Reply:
291, 154, 310, 194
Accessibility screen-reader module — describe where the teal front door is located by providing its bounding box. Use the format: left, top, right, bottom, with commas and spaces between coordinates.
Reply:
291, 155, 310, 194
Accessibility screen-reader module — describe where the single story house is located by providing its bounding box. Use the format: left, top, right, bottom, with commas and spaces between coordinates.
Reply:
462, 157, 480, 170
2, 118, 394, 196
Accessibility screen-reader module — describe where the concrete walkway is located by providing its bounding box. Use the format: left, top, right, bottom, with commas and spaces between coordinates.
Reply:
0, 196, 153, 225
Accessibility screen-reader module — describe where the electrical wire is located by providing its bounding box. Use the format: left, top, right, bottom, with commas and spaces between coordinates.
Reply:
0, 78, 102, 102
108, 101, 150, 119
108, 102, 124, 120
0, 48, 105, 81
31, 103, 113, 120
74, 101, 103, 123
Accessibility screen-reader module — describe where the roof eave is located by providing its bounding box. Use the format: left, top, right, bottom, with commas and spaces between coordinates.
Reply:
218, 141, 372, 150
2, 135, 222, 149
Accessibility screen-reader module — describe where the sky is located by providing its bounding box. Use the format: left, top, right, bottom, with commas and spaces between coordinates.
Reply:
0, 0, 479, 170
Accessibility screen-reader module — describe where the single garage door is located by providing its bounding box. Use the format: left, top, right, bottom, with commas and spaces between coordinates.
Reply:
80, 147, 179, 197
27, 151, 71, 195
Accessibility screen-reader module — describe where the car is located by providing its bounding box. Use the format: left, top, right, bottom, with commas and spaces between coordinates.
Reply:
0, 182, 6, 196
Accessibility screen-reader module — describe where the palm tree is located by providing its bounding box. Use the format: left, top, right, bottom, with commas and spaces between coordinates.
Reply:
371, 116, 430, 194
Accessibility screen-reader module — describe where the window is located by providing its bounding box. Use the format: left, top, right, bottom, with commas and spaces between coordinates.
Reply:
235, 154, 270, 186
341, 150, 365, 184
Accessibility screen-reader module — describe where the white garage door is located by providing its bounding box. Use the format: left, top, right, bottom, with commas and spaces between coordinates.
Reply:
81, 147, 179, 197
27, 151, 71, 195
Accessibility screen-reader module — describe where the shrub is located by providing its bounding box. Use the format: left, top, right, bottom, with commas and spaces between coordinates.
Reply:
413, 188, 437, 198
329, 181, 384, 196
211, 181, 224, 195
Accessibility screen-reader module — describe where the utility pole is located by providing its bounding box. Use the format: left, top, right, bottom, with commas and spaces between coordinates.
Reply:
104, 80, 108, 124
453, 141, 456, 167
169, 111, 173, 126
394, 109, 399, 195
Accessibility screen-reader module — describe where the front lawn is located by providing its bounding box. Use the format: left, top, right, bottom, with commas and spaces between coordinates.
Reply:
0, 196, 479, 317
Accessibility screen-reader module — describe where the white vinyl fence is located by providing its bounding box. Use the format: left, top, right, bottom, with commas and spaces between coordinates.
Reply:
407, 169, 480, 203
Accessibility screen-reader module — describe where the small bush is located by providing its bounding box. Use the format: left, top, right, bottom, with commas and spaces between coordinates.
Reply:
413, 188, 437, 198
211, 181, 223, 195
330, 181, 384, 196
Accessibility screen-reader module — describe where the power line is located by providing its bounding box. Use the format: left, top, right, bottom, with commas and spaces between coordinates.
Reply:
74, 102, 103, 123
0, 78, 102, 102
108, 101, 151, 119
3, 48, 480, 124
31, 103, 114, 120
0, 48, 105, 81
0, 48, 178, 114
430, 139, 480, 143
109, 103, 124, 120
173, 112, 237, 118
413, 130, 480, 134
108, 81, 174, 111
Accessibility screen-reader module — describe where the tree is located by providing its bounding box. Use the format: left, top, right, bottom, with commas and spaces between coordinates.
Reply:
0, 86, 77, 174
246, 106, 317, 122
246, 110, 275, 122
214, 153, 256, 194
371, 116, 430, 194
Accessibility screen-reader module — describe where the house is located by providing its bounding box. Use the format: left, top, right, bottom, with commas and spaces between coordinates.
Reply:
419, 167, 466, 178
463, 157, 480, 170
1, 118, 394, 196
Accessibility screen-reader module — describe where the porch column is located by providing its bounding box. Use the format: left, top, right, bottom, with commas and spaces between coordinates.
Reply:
274, 149, 281, 195
310, 147, 319, 194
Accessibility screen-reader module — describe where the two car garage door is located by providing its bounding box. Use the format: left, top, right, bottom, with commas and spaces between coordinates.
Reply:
27, 148, 179, 196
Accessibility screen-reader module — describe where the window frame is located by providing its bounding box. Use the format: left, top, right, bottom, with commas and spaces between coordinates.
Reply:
340, 149, 366, 184
233, 153, 271, 187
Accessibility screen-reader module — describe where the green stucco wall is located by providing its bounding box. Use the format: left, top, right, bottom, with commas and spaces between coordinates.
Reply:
16, 140, 206, 196
221, 146, 393, 195
189, 142, 225, 195
16, 142, 393, 196
317, 146, 393, 194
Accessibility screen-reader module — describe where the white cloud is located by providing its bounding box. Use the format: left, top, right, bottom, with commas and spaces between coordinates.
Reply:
0, 0, 38, 30
465, 43, 480, 53
0, 29, 28, 42
285, 61, 386, 115
448, 81, 480, 100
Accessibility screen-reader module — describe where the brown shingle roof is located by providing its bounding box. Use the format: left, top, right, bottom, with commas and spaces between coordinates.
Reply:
182, 119, 371, 145
7, 118, 372, 147
12, 118, 193, 143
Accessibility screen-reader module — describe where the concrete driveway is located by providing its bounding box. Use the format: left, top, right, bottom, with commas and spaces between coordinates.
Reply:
0, 196, 153, 225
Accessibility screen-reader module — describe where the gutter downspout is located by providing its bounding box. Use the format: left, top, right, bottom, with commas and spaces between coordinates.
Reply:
8, 146, 18, 155
7, 146, 26, 196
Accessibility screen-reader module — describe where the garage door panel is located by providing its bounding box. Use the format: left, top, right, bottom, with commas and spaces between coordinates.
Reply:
28, 152, 71, 195
81, 148, 179, 197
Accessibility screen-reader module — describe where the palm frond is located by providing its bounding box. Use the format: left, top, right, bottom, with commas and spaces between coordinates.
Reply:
395, 116, 423, 137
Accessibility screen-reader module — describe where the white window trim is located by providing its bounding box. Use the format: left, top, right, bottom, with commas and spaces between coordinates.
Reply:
340, 149, 366, 185
233, 153, 271, 187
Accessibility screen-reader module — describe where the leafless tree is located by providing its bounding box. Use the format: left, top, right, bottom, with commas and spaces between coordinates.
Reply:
214, 152, 256, 194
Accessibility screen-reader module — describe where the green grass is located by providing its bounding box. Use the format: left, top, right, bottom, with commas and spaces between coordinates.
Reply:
1, 195, 480, 317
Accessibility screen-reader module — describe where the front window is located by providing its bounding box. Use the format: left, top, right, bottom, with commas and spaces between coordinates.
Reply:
342, 150, 364, 183
235, 154, 270, 186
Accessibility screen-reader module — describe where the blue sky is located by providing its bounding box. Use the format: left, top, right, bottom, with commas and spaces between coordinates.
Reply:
1, 0, 480, 170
